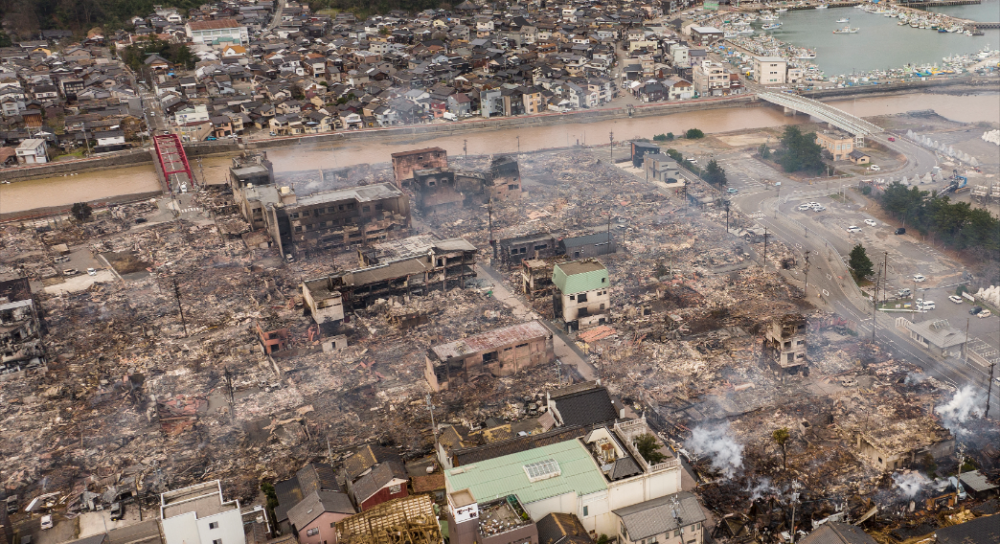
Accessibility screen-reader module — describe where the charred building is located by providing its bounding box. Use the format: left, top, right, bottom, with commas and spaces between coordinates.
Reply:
0, 272, 45, 378
765, 314, 807, 371
412, 168, 465, 215
391, 147, 448, 187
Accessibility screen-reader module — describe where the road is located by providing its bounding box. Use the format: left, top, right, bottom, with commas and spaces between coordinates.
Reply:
718, 137, 1000, 418
268, 0, 287, 31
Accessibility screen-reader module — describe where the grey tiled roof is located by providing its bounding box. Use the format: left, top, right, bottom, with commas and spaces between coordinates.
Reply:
935, 515, 1000, 544
800, 523, 879, 544
613, 492, 705, 541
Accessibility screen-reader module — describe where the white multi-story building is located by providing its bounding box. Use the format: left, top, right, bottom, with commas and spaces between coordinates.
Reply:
185, 19, 249, 45
753, 56, 787, 85
160, 481, 243, 544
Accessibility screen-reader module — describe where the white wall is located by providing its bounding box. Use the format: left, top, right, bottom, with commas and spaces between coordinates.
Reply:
162, 504, 243, 544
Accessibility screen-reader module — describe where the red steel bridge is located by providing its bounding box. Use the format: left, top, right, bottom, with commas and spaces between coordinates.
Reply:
152, 134, 195, 192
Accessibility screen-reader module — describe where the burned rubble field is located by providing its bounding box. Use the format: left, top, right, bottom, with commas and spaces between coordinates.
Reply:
1, 147, 996, 526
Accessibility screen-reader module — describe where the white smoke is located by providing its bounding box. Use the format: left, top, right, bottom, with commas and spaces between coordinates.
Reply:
904, 372, 930, 385
746, 477, 775, 501
686, 423, 744, 478
892, 471, 930, 498
935, 385, 985, 434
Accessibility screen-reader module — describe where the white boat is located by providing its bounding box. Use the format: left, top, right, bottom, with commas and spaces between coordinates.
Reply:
797, 51, 817, 59
836, 17, 849, 23
833, 26, 859, 34
816, 4, 828, 9
739, 28, 755, 34
760, 14, 779, 22
762, 22, 782, 30
776, 8, 788, 12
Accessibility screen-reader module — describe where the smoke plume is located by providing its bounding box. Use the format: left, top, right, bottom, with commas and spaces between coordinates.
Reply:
892, 472, 930, 498
686, 423, 744, 478
746, 477, 775, 501
935, 385, 985, 434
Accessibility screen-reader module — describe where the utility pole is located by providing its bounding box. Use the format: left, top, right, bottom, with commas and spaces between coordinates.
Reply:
789, 492, 800, 544
224, 366, 236, 423
172, 278, 188, 337
872, 268, 881, 343
426, 394, 438, 449
516, 135, 520, 155
724, 200, 730, 233
804, 251, 810, 296
987, 361, 995, 420
964, 318, 970, 360
763, 227, 768, 267
609, 130, 614, 161
487, 199, 496, 261
463, 139, 467, 157
882, 251, 889, 307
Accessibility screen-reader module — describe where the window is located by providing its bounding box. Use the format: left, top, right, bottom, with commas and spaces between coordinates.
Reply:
583, 506, 589, 517
331, 523, 337, 528
692, 523, 701, 532
209, 522, 219, 530
306, 528, 319, 537
389, 484, 402, 494
674, 530, 681, 538
362, 206, 370, 213
511, 248, 519, 255
483, 351, 498, 362
601, 277, 606, 283
213, 539, 223, 544
295, 226, 302, 232
577, 293, 588, 303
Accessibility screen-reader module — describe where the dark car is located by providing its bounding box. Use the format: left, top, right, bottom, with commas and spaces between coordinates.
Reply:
894, 227, 906, 235
970, 306, 983, 315
135, 217, 148, 224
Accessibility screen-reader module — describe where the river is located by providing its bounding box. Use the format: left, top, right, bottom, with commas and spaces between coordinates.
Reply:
1, 92, 997, 216
769, 2, 1000, 77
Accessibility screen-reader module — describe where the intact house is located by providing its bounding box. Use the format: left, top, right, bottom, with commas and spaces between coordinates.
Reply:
499, 233, 559, 268
644, 155, 683, 186
287, 491, 355, 544
186, 19, 249, 45
160, 481, 243, 544
444, 419, 682, 539
849, 149, 871, 165
631, 141, 659, 168
273, 463, 341, 535
425, 320, 555, 392
546, 382, 621, 428
560, 233, 616, 260
896, 318, 968, 359
346, 461, 410, 511
553, 260, 610, 332
15, 139, 47, 164
614, 492, 706, 544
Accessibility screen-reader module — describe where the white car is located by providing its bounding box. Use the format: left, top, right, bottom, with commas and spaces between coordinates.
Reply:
87, 268, 97, 276
797, 204, 812, 211
978, 309, 992, 318
870, 165, 881, 171
813, 206, 826, 212
948, 295, 963, 304
41, 515, 53, 530
847, 226, 861, 233
864, 219, 877, 227
913, 274, 926, 282
917, 300, 935, 311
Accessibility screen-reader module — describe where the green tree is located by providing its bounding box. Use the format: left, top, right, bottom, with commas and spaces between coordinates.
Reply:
0, 31, 12, 48
685, 128, 705, 139
776, 126, 823, 174
702, 159, 727, 186
634, 433, 667, 464
772, 428, 790, 469
290, 83, 306, 100
849, 244, 874, 280
758, 143, 771, 159
71, 202, 93, 222
653, 133, 668, 142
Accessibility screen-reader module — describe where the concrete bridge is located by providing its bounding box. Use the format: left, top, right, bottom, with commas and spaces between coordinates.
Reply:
757, 91, 884, 146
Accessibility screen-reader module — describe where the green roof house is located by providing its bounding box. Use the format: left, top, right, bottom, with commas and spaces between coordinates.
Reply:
552, 260, 610, 332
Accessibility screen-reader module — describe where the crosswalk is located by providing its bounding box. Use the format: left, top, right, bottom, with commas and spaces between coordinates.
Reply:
180, 207, 202, 214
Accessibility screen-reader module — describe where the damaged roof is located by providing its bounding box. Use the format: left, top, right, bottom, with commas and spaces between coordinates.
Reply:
287, 490, 355, 530
430, 320, 550, 360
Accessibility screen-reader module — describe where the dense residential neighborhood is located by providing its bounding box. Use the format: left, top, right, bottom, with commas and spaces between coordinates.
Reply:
0, 0, 789, 158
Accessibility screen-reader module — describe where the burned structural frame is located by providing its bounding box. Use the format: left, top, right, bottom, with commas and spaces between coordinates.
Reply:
302, 238, 478, 334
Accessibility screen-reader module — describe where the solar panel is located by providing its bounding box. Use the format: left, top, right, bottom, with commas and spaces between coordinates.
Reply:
523, 459, 561, 482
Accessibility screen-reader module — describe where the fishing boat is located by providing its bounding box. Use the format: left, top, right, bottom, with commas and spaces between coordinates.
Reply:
833, 26, 859, 34
816, 4, 828, 9
762, 22, 782, 30
776, 7, 788, 12
797, 50, 817, 59
836, 17, 849, 23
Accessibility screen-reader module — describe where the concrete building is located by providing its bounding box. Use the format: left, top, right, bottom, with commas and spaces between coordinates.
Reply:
425, 320, 555, 391
854, 416, 954, 472
553, 260, 610, 332
390, 147, 448, 187
488, 157, 523, 201
753, 56, 786, 85
765, 314, 807, 371
444, 419, 682, 538
816, 130, 854, 161
688, 26, 724, 43
559, 233, 616, 260
160, 481, 243, 544
449, 493, 539, 544
692, 61, 730, 96
644, 155, 682, 185
499, 233, 558, 268
521, 259, 561, 301
15, 139, 47, 164
614, 492, 706, 544
303, 237, 477, 334
287, 491, 355, 544
411, 167, 465, 214
186, 19, 249, 45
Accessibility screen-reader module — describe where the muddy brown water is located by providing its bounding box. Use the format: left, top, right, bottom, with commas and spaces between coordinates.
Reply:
1, 93, 996, 216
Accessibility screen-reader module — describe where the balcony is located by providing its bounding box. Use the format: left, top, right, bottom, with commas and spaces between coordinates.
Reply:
477, 496, 533, 540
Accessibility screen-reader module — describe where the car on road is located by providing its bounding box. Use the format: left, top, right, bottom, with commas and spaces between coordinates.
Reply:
269, 131, 277, 136
798, 204, 811, 211
63, 269, 79, 276
686, 158, 698, 164
917, 300, 935, 311
898, 288, 912, 298
888, 137, 896, 142
970, 306, 983, 315
813, 205, 826, 212
870, 165, 881, 171
846, 226, 862, 233
41, 515, 53, 530
87, 268, 97, 276
727, 188, 738, 194
979, 309, 992, 318
948, 295, 963, 304
205, 136, 217, 141
895, 227, 906, 235
913, 274, 926, 282
864, 219, 877, 227
135, 217, 147, 224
